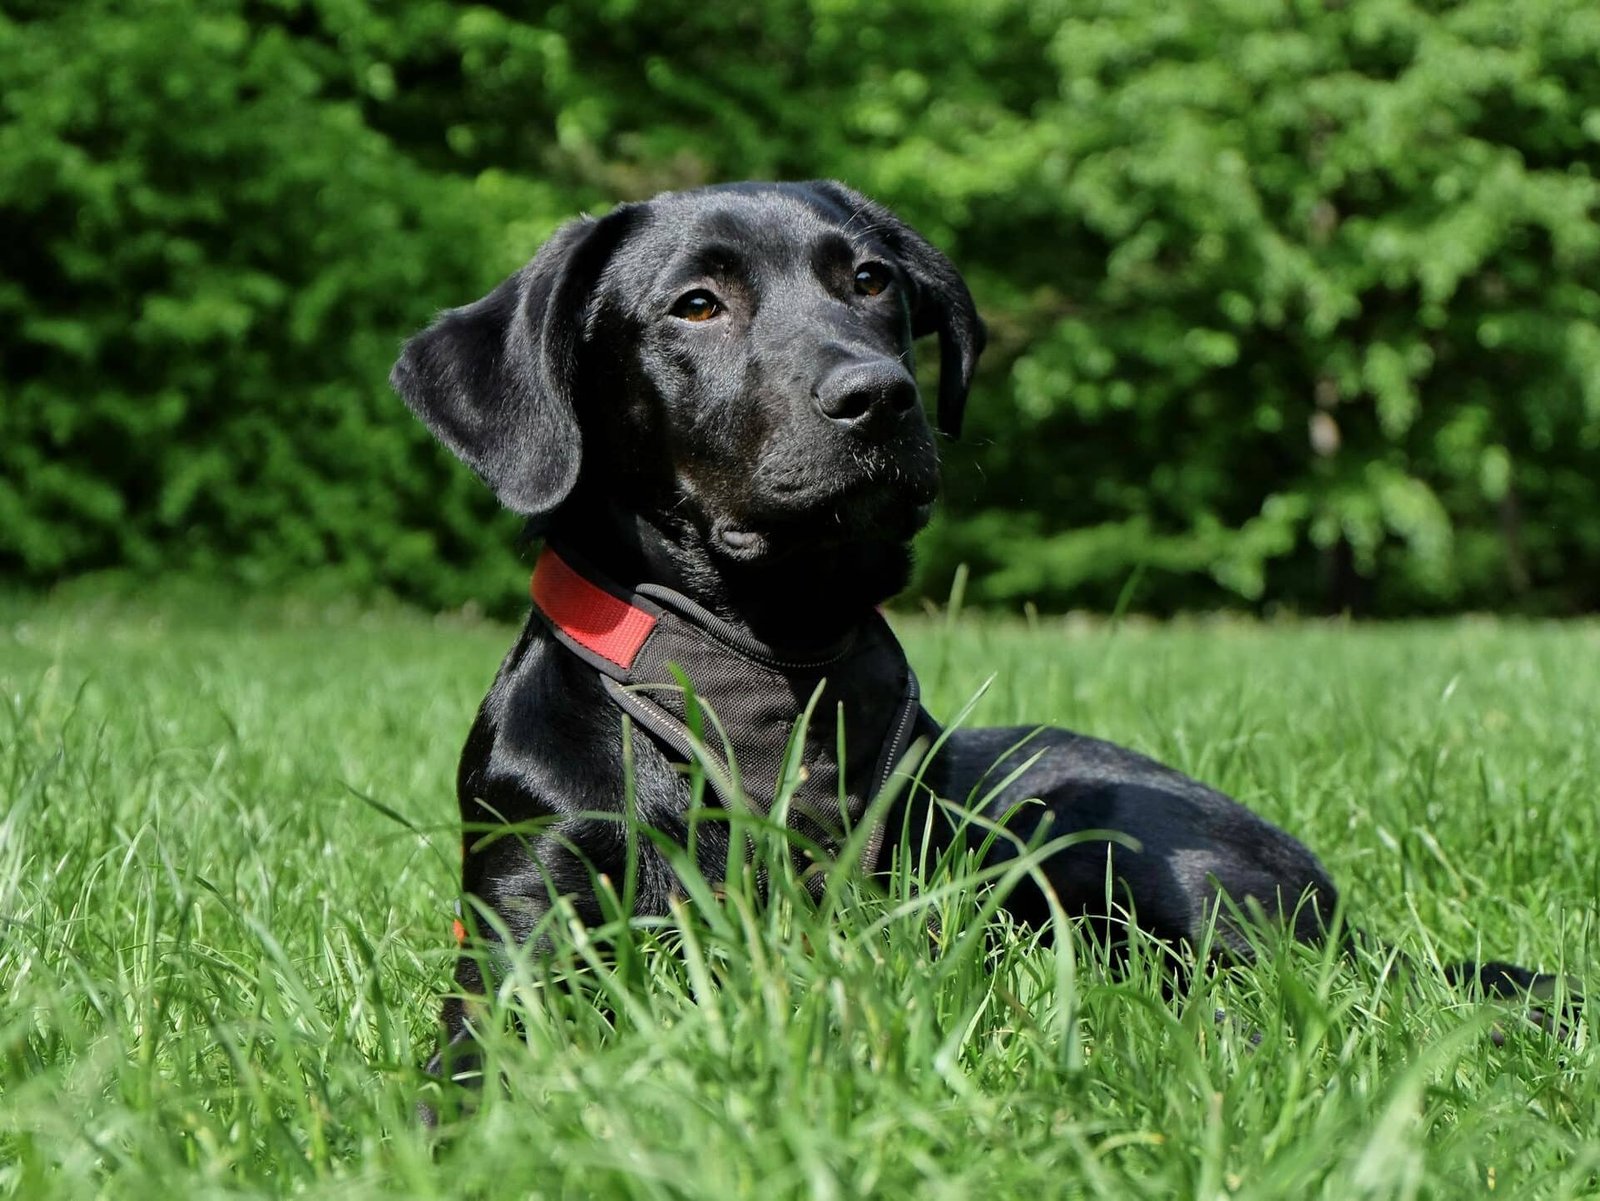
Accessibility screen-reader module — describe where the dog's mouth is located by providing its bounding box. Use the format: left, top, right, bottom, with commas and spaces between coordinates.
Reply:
711, 501, 936, 563
710, 472, 938, 563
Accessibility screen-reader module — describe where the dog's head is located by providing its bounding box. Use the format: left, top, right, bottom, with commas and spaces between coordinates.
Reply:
393, 181, 983, 580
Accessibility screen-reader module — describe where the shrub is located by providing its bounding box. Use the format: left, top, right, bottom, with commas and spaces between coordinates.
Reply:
4, 0, 1597, 615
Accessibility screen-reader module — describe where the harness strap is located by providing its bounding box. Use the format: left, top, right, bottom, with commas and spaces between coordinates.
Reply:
528, 546, 920, 877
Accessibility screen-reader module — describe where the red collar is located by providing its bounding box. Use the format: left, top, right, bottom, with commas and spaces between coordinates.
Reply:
529, 547, 658, 671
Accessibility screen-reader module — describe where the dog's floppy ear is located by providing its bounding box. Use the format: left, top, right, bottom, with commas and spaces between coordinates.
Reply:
391, 208, 637, 524
807, 181, 986, 438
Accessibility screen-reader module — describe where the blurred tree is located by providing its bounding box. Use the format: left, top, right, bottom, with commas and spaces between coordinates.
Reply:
0, 0, 545, 608
3, 0, 1597, 615
911, 0, 1600, 615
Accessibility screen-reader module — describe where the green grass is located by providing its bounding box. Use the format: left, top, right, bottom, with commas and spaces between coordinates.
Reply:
1, 589, 1597, 1199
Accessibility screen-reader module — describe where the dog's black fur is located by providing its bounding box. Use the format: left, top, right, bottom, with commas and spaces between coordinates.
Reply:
394, 181, 1567, 1091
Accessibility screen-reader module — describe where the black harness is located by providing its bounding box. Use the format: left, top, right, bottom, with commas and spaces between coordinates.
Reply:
529, 545, 923, 877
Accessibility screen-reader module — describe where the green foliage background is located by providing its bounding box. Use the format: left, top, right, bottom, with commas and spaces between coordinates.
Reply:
3, 0, 1598, 615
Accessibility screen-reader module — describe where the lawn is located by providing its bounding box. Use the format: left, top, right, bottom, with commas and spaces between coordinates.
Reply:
1, 588, 1596, 1199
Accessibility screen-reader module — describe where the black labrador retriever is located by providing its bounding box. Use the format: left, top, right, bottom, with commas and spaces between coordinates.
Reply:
393, 180, 1569, 1095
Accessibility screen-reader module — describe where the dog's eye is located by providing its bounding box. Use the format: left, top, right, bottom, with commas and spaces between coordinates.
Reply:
853, 263, 891, 297
671, 290, 723, 322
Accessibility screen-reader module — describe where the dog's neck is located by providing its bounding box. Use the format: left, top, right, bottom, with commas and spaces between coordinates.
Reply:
545, 506, 912, 650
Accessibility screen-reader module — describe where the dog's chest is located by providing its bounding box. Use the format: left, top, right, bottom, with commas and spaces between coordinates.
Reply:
530, 548, 921, 855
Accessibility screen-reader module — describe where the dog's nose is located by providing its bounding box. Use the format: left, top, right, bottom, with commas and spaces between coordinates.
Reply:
813, 362, 919, 431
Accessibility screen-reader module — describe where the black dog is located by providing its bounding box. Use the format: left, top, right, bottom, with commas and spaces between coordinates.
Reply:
393, 180, 1568, 1094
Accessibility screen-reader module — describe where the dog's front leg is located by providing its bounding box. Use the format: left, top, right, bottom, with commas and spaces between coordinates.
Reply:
421, 647, 702, 1123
